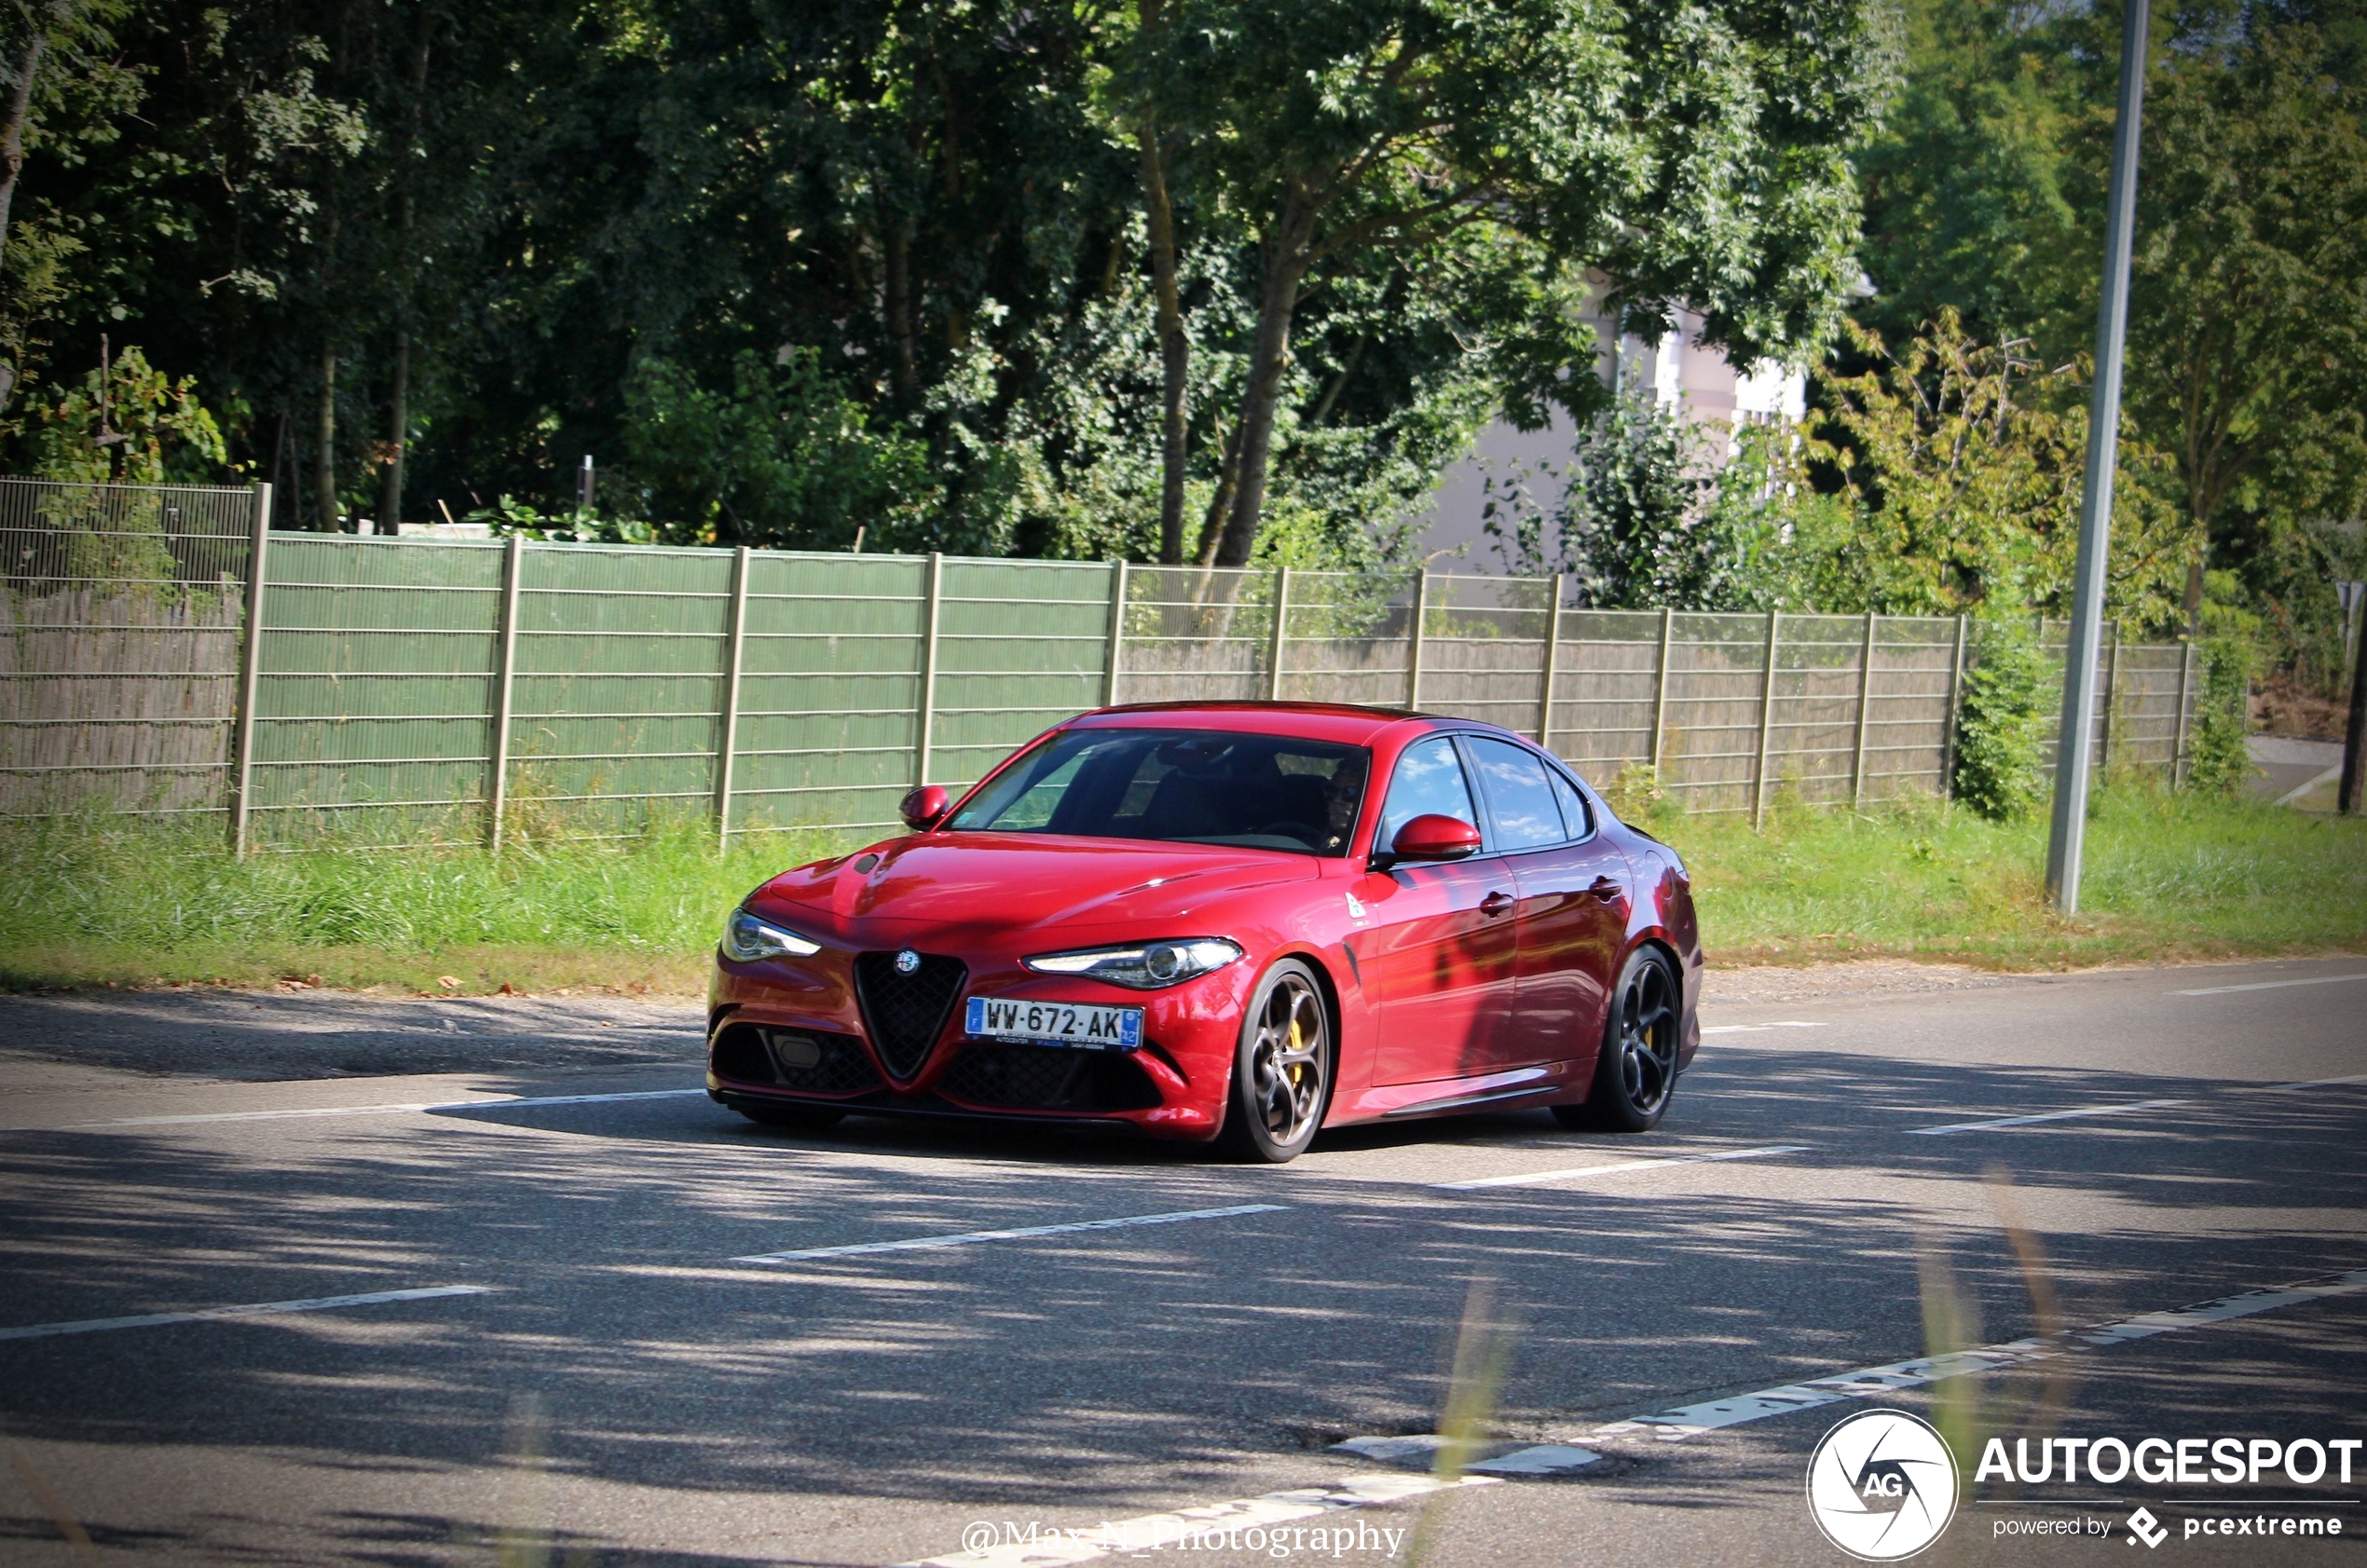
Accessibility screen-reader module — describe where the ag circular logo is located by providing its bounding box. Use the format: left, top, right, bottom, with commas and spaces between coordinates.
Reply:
894, 948, 922, 975
1805, 1409, 1960, 1561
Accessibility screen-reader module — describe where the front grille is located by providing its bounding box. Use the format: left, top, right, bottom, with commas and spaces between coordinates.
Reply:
938, 1044, 1162, 1112
852, 951, 967, 1080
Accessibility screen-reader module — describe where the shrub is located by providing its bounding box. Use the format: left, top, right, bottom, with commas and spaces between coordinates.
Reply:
1952, 619, 2055, 820
2183, 635, 2254, 795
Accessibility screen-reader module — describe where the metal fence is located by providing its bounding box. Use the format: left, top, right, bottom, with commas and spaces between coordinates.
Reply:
0, 481, 2202, 848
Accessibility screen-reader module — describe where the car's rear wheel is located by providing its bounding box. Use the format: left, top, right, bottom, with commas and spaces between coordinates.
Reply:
1554, 948, 1680, 1134
736, 1101, 846, 1135
1218, 960, 1331, 1163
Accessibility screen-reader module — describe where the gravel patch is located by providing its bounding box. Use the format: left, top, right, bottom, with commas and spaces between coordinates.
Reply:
1700, 960, 2016, 1005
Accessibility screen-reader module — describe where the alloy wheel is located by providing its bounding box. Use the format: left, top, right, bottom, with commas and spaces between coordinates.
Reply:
1249, 971, 1328, 1146
1613, 956, 1678, 1116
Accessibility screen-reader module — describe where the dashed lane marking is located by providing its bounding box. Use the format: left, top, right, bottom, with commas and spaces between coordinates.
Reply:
733, 1204, 1288, 1264
62, 1088, 709, 1129
0, 1285, 496, 1343
1587, 1268, 2367, 1441
1700, 1021, 1825, 1036
2174, 972, 2367, 997
1907, 1098, 2189, 1135
1433, 1144, 1813, 1191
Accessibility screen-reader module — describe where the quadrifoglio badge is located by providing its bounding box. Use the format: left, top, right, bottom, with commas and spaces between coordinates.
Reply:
1806, 1410, 1962, 1561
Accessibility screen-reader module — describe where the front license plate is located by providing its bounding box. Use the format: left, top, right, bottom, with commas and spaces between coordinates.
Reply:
965, 996, 1143, 1050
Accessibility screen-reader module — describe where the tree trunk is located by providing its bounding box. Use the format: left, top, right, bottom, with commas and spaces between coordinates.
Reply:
1138, 123, 1189, 566
316, 340, 339, 530
884, 219, 918, 399
1213, 223, 1311, 566
377, 333, 408, 534
0, 5, 58, 280
1193, 418, 1242, 568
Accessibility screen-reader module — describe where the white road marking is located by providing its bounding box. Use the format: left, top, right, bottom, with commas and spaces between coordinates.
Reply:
0, 1285, 495, 1343
2174, 972, 2367, 997
1587, 1268, 2367, 1442
908, 1472, 1494, 1568
1700, 1021, 1825, 1036
1434, 1144, 1812, 1191
2261, 1073, 2367, 1092
734, 1204, 1288, 1264
67, 1088, 708, 1129
1907, 1098, 2188, 1136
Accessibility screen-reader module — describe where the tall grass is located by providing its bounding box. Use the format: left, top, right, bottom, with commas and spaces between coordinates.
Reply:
1658, 781, 2367, 966
0, 784, 2359, 993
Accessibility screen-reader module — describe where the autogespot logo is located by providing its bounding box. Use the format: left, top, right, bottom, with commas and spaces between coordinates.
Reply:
1806, 1410, 1962, 1561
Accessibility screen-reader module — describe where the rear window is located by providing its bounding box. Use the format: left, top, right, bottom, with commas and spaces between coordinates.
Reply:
944, 729, 1371, 856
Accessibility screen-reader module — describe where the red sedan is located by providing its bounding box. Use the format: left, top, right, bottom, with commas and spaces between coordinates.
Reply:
707, 702, 1701, 1163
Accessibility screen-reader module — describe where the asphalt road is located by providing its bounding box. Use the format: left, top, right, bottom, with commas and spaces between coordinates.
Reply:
1, 954, 2363, 1567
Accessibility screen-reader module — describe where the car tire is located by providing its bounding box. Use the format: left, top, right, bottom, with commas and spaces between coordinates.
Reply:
735, 1101, 846, 1135
1216, 959, 1333, 1164
1554, 947, 1681, 1134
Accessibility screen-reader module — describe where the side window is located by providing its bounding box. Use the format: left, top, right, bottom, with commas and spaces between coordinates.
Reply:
1548, 767, 1594, 840
1377, 735, 1478, 850
1466, 737, 1566, 851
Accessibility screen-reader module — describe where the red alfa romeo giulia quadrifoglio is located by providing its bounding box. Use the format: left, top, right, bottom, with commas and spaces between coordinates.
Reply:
707, 702, 1701, 1163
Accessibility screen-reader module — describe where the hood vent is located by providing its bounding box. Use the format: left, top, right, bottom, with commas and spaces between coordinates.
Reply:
853, 951, 967, 1080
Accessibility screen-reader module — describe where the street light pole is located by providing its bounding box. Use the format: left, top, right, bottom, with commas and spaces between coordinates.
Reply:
2046, 0, 2152, 914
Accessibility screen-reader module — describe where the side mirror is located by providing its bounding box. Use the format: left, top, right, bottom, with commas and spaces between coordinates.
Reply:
1384, 813, 1484, 865
900, 784, 951, 831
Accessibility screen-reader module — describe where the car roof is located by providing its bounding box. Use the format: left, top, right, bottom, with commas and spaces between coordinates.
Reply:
1072, 701, 1479, 746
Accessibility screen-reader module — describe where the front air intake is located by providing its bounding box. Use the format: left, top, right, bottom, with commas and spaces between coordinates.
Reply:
852, 951, 967, 1080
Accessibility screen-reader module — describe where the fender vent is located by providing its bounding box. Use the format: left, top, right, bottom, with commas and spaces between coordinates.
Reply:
852, 951, 966, 1080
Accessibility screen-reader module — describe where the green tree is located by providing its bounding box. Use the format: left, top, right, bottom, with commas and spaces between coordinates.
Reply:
21, 340, 225, 483
1131, 0, 1897, 566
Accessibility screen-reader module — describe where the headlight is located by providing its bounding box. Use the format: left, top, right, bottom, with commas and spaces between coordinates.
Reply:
1022, 938, 1242, 989
720, 907, 822, 963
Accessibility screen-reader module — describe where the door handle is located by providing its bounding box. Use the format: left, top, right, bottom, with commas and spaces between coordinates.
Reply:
1481, 891, 1516, 917
1587, 876, 1624, 902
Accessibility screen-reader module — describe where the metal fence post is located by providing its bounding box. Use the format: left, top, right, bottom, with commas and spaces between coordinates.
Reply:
229, 482, 273, 858
1650, 606, 1675, 767
1102, 559, 1129, 708
1266, 566, 1291, 702
1939, 614, 1968, 799
1405, 568, 1430, 709
1752, 610, 1781, 828
713, 545, 751, 852
486, 533, 525, 852
915, 551, 944, 788
1851, 612, 1878, 810
2171, 637, 2196, 788
1536, 577, 1565, 746
2100, 623, 2121, 775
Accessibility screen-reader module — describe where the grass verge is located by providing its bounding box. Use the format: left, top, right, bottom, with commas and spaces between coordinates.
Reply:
0, 785, 2358, 995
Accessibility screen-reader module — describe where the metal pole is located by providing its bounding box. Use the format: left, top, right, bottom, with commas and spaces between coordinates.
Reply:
1536, 577, 1565, 746
1753, 610, 1781, 828
486, 533, 525, 852
915, 551, 944, 787
1102, 559, 1129, 708
1266, 566, 1291, 702
229, 482, 273, 858
2046, 0, 2150, 913
1405, 568, 1430, 710
713, 544, 751, 852
1851, 612, 1878, 809
2171, 637, 2196, 788
1940, 614, 1969, 798
1650, 605, 1674, 766
2341, 601, 2367, 814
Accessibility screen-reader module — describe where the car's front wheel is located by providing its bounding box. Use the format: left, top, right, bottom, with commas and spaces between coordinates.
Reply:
1217, 959, 1332, 1163
1554, 947, 1681, 1134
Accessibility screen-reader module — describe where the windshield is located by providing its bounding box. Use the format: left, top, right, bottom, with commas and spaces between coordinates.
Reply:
943, 728, 1370, 856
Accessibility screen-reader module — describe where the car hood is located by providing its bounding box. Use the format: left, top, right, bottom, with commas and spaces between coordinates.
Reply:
754, 832, 1320, 938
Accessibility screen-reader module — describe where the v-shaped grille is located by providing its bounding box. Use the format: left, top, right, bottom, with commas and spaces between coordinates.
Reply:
852, 951, 966, 1080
